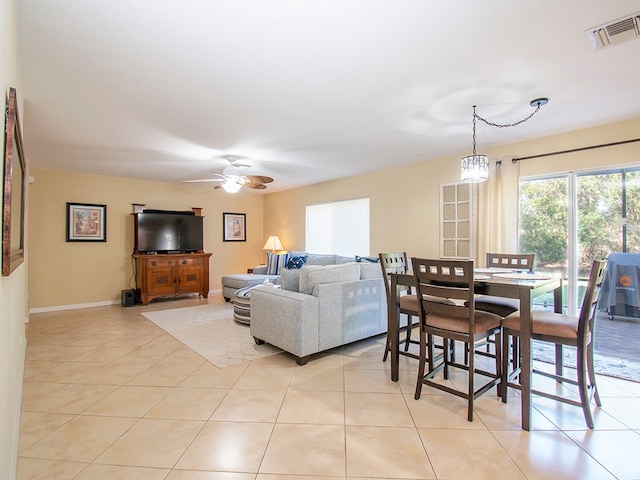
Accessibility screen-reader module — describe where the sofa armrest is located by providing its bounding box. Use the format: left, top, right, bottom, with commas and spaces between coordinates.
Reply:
250, 286, 320, 358
313, 278, 387, 349
252, 265, 268, 274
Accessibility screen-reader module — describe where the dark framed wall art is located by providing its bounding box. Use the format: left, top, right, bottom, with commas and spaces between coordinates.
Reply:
66, 202, 107, 242
223, 212, 246, 242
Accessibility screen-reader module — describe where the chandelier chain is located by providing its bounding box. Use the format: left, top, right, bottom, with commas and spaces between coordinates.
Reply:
462, 97, 547, 183
472, 105, 477, 155
474, 103, 542, 129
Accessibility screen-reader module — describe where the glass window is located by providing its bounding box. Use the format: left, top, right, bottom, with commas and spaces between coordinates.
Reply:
305, 198, 370, 255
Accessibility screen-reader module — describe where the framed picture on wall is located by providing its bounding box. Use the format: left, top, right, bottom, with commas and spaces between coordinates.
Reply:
223, 212, 246, 242
2, 87, 26, 276
66, 202, 107, 242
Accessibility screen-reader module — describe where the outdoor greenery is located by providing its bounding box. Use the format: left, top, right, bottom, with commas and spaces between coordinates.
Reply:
519, 177, 568, 268
519, 169, 640, 275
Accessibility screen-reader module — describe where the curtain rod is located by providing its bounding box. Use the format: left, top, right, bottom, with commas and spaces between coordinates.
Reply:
511, 138, 640, 163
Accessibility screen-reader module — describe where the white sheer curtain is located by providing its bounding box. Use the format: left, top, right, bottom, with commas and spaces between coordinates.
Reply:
473, 159, 520, 266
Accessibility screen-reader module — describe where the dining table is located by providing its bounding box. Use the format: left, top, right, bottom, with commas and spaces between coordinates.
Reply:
388, 269, 562, 431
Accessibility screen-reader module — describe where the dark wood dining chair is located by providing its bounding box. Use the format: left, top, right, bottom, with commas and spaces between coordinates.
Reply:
475, 252, 535, 317
412, 258, 502, 422
501, 258, 607, 429
466, 252, 535, 365
379, 252, 420, 361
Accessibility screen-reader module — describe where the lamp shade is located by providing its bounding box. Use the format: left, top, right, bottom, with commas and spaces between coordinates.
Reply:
263, 235, 284, 252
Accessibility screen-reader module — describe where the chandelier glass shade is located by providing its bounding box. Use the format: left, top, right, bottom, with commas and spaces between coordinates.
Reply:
461, 154, 489, 183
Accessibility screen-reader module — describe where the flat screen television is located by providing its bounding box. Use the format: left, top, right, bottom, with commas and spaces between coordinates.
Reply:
134, 211, 203, 254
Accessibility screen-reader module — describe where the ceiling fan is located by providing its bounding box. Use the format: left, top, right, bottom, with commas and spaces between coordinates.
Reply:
183, 156, 274, 193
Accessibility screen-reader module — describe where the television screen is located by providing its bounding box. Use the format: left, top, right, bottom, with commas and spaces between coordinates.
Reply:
135, 212, 203, 253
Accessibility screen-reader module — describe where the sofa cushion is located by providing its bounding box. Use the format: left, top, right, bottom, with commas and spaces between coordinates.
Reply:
359, 262, 382, 280
305, 253, 337, 265
266, 252, 289, 275
221, 273, 279, 289
299, 262, 361, 295
281, 268, 301, 292
335, 255, 355, 264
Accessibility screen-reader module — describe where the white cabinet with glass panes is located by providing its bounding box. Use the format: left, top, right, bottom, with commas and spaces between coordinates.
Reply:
440, 182, 473, 259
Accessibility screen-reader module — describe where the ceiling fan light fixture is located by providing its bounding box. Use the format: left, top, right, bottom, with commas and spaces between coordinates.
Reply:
221, 180, 242, 194
182, 155, 274, 191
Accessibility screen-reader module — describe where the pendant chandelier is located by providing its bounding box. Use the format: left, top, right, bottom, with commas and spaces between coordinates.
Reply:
461, 98, 549, 183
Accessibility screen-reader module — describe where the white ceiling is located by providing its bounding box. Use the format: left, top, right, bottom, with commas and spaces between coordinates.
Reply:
16, 1, 640, 193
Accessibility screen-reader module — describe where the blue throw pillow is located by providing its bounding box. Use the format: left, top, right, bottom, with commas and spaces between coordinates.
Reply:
355, 255, 380, 263
285, 255, 307, 269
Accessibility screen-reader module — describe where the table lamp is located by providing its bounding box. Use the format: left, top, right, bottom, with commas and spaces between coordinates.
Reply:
263, 235, 284, 253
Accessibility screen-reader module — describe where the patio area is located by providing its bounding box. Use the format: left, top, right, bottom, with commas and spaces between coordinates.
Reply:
596, 311, 640, 363
532, 311, 640, 383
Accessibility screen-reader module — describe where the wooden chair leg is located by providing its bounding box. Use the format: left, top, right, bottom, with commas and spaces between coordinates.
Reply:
512, 337, 519, 370
415, 327, 427, 400
467, 343, 475, 422
587, 340, 601, 407
576, 345, 595, 429
495, 331, 502, 398
404, 315, 412, 352
382, 335, 391, 362
443, 339, 451, 379
501, 331, 510, 403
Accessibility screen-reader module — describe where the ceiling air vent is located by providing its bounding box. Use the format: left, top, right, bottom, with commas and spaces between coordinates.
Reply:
586, 11, 640, 50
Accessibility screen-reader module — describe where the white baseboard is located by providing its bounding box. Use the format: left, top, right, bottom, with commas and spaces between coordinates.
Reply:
29, 291, 222, 315
29, 299, 120, 315
9, 340, 26, 480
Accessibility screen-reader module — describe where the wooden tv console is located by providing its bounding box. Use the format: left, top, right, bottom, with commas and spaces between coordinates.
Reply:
133, 252, 212, 305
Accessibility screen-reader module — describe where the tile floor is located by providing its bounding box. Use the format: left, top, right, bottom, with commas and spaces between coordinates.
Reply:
17, 295, 640, 479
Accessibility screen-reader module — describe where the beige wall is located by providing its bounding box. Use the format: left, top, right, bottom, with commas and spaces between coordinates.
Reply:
263, 117, 640, 262
1, 0, 27, 477
28, 169, 266, 309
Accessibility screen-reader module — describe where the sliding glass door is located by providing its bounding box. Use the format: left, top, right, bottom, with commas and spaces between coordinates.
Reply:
519, 166, 640, 315
519, 176, 569, 310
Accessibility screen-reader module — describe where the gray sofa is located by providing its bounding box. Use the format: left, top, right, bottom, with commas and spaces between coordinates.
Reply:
250, 258, 387, 365
221, 251, 357, 301
221, 271, 280, 301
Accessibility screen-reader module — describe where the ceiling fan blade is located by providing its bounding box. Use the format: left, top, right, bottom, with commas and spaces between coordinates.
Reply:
244, 175, 273, 184
243, 182, 267, 189
183, 178, 225, 183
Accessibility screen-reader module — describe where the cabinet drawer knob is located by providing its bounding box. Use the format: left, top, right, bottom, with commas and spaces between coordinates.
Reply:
182, 260, 187, 265
151, 261, 157, 267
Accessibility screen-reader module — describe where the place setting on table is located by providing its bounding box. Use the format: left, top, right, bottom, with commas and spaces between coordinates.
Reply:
473, 266, 554, 281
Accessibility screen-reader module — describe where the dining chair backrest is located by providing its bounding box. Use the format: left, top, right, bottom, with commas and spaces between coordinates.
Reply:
379, 252, 410, 298
411, 258, 475, 329
486, 253, 535, 272
578, 258, 607, 343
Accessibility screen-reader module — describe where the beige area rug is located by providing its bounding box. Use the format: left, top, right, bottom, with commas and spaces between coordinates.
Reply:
141, 303, 281, 368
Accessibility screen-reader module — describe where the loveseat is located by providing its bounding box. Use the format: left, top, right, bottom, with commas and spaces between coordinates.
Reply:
249, 258, 387, 365
221, 251, 358, 301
